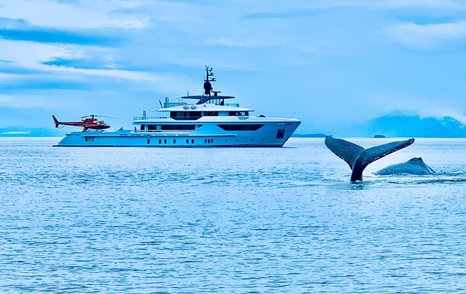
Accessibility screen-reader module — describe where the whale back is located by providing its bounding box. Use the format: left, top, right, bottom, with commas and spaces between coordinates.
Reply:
376, 157, 435, 175
407, 157, 435, 173
407, 157, 426, 165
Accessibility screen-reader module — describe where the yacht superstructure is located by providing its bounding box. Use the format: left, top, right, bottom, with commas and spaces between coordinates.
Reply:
55, 67, 300, 147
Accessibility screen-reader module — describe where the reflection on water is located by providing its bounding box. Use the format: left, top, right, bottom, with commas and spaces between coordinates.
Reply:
0, 138, 465, 292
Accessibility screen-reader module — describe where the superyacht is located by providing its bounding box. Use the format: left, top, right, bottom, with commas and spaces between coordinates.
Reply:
55, 67, 300, 147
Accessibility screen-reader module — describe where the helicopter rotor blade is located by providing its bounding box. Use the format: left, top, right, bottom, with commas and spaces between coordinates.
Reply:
81, 114, 115, 119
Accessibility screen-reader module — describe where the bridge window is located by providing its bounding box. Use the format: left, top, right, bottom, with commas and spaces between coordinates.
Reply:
218, 124, 264, 131
147, 125, 156, 132
140, 125, 146, 131
160, 125, 197, 131
170, 111, 202, 120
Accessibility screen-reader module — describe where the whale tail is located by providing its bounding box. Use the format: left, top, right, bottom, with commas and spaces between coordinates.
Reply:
325, 136, 415, 181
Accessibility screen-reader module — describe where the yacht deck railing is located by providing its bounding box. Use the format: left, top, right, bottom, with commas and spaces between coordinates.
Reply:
133, 116, 168, 121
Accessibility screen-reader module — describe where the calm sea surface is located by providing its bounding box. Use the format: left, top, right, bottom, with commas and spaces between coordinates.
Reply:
0, 137, 465, 293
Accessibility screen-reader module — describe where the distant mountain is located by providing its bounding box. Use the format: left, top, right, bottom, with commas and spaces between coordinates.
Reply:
366, 114, 466, 138
0, 127, 63, 137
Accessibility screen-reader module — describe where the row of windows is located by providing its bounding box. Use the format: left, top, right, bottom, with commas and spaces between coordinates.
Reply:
170, 112, 202, 120
218, 124, 264, 131
141, 125, 198, 131
169, 111, 249, 120
140, 124, 264, 132
228, 111, 248, 117
145, 138, 213, 145
84, 136, 95, 142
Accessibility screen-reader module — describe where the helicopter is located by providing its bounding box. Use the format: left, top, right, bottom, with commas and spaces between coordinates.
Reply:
52, 114, 111, 131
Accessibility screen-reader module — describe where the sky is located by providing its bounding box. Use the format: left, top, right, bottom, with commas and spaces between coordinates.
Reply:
1, 0, 466, 134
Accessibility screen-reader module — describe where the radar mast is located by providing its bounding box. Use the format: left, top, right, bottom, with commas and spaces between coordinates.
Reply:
204, 66, 215, 96
182, 66, 235, 104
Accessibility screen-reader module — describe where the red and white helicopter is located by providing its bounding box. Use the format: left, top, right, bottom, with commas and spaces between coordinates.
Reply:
52, 114, 111, 131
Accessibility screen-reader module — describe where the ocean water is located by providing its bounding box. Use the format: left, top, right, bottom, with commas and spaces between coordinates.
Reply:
0, 137, 465, 293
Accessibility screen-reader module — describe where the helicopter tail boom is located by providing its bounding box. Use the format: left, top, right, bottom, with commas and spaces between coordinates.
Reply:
52, 115, 60, 128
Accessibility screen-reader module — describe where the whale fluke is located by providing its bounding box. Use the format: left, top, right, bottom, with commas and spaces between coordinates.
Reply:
325, 136, 415, 181
323, 137, 364, 169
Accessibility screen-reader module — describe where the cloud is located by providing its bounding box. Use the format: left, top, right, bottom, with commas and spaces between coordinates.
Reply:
42, 58, 118, 69
203, 38, 270, 48
0, 16, 119, 46
367, 0, 466, 10
385, 21, 466, 49
242, 0, 466, 20
0, 27, 118, 46
0, 60, 43, 74
0, 39, 72, 67
0, 0, 150, 29
0, 94, 47, 108
419, 109, 466, 125
0, 131, 31, 135
0, 37, 197, 95
242, 9, 315, 20
0, 38, 145, 81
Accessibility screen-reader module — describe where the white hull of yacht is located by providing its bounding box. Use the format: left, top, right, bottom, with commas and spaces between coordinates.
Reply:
55, 120, 300, 147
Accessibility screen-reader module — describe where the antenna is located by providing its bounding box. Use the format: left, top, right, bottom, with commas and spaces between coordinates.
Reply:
204, 65, 215, 96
